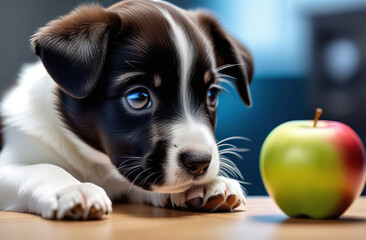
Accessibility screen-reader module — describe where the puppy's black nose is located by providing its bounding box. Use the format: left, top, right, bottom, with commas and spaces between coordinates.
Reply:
180, 151, 211, 176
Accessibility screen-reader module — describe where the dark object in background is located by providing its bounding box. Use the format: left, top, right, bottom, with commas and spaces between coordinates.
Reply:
311, 10, 366, 138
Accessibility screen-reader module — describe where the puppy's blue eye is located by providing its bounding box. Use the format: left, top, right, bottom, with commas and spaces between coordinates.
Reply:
207, 88, 218, 107
126, 91, 151, 109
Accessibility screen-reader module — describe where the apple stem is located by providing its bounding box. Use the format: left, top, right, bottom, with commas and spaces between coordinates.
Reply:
313, 108, 323, 128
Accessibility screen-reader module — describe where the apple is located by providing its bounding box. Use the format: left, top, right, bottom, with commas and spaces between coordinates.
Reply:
260, 108, 366, 219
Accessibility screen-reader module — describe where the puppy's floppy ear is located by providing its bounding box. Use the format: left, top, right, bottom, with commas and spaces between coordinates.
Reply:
189, 11, 254, 107
31, 4, 121, 98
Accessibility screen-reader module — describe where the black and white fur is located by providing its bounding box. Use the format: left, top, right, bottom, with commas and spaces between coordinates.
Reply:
0, 0, 253, 219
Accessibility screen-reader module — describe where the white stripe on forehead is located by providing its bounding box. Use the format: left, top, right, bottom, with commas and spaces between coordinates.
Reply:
160, 9, 195, 122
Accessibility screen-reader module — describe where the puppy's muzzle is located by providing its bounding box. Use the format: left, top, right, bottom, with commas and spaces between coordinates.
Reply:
180, 151, 211, 176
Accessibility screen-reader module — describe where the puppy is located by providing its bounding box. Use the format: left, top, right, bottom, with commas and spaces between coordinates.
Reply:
0, 0, 253, 219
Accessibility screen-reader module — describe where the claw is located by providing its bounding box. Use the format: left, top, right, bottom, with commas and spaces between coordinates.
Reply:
203, 194, 226, 211
170, 177, 246, 212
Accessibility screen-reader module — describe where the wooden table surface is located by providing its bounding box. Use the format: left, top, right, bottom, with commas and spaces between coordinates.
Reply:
0, 196, 365, 240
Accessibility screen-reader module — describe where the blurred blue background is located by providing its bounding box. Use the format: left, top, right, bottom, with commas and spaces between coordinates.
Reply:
0, 0, 365, 195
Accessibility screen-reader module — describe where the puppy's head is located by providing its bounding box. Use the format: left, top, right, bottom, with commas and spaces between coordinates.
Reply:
31, 0, 253, 193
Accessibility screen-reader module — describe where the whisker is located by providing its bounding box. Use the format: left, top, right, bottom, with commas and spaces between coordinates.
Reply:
101, 158, 141, 186
127, 167, 152, 194
218, 143, 237, 149
219, 156, 244, 179
151, 173, 163, 186
241, 184, 249, 198
125, 60, 144, 73
219, 86, 230, 93
101, 169, 120, 187
217, 73, 236, 80
220, 156, 242, 166
218, 78, 235, 90
210, 83, 229, 93
220, 150, 243, 160
218, 170, 230, 178
118, 163, 141, 169
118, 156, 143, 159
220, 163, 239, 178
220, 162, 243, 179
220, 161, 235, 170
119, 161, 140, 169
117, 158, 142, 169
140, 172, 158, 187
220, 157, 240, 167
217, 136, 252, 145
236, 180, 251, 185
215, 63, 243, 73
217, 136, 250, 182
123, 165, 142, 178
219, 147, 250, 153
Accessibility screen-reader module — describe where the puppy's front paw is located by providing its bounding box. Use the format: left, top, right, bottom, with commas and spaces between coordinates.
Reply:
41, 183, 112, 220
171, 177, 245, 212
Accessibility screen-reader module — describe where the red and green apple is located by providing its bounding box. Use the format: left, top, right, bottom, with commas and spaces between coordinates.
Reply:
260, 109, 366, 219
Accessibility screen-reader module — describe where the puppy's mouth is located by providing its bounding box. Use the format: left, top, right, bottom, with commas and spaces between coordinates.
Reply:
115, 132, 220, 192
117, 166, 206, 193
116, 156, 213, 193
